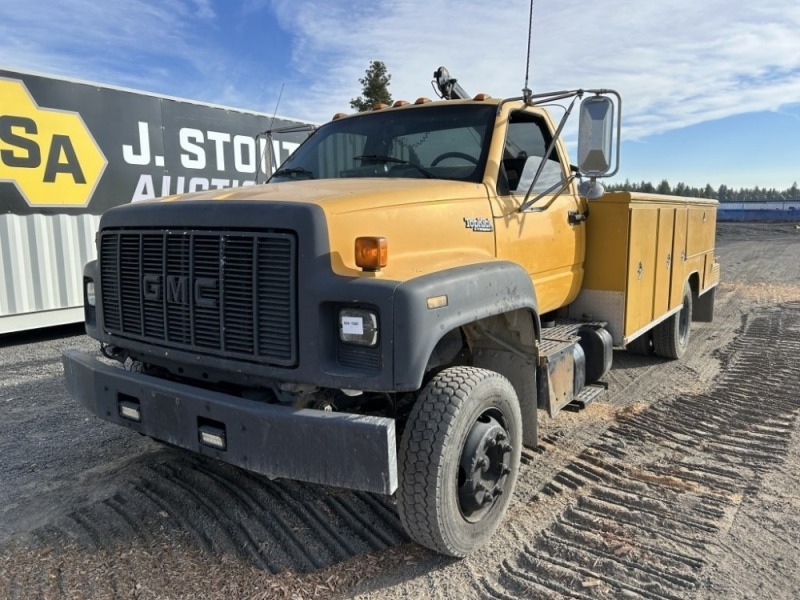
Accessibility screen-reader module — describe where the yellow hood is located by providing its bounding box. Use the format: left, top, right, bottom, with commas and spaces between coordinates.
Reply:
157, 178, 481, 212
155, 178, 497, 280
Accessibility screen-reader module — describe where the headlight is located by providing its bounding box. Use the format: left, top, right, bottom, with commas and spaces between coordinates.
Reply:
86, 280, 97, 307
339, 308, 379, 347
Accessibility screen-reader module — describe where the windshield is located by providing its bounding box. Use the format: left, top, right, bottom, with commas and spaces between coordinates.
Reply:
269, 104, 496, 184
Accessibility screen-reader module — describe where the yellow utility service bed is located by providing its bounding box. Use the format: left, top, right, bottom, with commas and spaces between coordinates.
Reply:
569, 191, 720, 345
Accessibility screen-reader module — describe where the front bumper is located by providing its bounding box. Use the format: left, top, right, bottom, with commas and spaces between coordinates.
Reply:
63, 349, 397, 494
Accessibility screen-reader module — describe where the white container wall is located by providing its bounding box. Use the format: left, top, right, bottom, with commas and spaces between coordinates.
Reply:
0, 214, 100, 334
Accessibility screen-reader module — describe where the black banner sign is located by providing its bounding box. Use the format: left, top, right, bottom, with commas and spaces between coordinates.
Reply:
0, 69, 311, 215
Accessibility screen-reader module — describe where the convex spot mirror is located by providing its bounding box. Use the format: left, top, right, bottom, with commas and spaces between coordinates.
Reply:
578, 96, 615, 177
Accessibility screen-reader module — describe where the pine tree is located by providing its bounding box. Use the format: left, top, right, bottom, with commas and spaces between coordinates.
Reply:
350, 61, 393, 112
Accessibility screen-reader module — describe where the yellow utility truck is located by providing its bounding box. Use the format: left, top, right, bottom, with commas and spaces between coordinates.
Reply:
63, 68, 719, 557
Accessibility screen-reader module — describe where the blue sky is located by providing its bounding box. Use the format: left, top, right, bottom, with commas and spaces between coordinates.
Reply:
1, 0, 798, 190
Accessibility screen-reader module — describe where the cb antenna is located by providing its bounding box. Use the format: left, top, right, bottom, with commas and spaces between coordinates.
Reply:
267, 83, 285, 133
522, 0, 534, 104
256, 83, 285, 184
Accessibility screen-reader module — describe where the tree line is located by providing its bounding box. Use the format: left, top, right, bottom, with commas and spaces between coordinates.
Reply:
607, 179, 800, 202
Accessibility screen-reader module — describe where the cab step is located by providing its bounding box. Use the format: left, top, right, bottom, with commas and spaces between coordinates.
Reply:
563, 382, 607, 412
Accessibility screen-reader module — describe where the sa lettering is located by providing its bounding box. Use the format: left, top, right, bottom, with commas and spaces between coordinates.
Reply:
0, 115, 86, 183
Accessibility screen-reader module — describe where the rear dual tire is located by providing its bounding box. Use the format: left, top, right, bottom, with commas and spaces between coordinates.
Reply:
626, 331, 654, 356
653, 281, 693, 359
626, 281, 693, 359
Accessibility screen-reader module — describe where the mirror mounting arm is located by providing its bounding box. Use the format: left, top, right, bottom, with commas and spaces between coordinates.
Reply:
520, 173, 577, 213
520, 93, 582, 212
255, 123, 317, 184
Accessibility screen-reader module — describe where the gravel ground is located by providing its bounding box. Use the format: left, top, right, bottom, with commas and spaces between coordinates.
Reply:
0, 221, 798, 599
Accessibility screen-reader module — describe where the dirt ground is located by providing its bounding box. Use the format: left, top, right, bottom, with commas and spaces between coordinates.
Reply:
0, 221, 798, 599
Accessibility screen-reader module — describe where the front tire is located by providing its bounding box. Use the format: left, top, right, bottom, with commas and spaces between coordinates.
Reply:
397, 366, 522, 557
653, 281, 693, 359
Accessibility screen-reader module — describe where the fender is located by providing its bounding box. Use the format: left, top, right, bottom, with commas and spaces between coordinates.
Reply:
391, 260, 539, 391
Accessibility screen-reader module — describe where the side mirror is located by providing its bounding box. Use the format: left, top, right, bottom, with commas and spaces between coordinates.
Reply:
577, 96, 615, 177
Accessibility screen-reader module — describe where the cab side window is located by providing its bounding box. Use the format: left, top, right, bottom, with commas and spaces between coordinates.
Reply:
499, 111, 564, 196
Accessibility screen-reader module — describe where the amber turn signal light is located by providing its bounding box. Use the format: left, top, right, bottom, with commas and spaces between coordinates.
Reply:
355, 237, 388, 271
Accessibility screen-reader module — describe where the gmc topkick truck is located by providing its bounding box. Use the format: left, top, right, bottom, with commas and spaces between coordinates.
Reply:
63, 68, 720, 557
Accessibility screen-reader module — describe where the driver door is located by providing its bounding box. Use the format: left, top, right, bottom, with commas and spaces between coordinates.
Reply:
489, 109, 586, 314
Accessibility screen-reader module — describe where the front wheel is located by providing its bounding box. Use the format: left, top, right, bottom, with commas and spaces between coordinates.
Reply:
396, 366, 522, 557
653, 281, 693, 359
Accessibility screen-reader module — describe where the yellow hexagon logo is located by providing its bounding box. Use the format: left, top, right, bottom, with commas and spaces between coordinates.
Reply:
0, 77, 107, 207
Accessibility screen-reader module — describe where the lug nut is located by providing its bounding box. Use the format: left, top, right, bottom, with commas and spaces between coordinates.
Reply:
501, 466, 511, 476
475, 457, 488, 470
475, 482, 487, 492
493, 487, 504, 497
497, 432, 507, 441
500, 442, 513, 453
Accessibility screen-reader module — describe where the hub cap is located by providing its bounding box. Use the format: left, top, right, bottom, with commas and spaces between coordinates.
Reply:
458, 411, 513, 522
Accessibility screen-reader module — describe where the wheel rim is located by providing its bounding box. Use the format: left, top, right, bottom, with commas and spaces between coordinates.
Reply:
457, 409, 513, 523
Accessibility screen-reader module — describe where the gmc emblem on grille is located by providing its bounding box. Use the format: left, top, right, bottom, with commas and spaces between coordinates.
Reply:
142, 275, 218, 307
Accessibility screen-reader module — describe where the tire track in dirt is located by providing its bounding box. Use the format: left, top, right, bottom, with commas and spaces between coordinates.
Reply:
480, 302, 800, 599
20, 451, 409, 576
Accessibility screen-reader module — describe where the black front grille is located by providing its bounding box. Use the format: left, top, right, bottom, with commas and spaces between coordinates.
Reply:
100, 229, 297, 366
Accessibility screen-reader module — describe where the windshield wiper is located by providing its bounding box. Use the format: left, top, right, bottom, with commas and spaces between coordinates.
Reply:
271, 167, 315, 180
354, 154, 435, 179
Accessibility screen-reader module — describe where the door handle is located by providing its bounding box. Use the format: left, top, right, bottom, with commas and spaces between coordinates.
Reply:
568, 211, 587, 225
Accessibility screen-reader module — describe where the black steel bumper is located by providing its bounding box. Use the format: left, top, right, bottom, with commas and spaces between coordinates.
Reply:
62, 349, 397, 494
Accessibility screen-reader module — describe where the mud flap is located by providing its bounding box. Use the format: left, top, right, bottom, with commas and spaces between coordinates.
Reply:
694, 286, 716, 322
